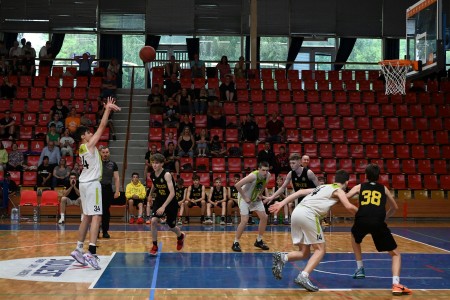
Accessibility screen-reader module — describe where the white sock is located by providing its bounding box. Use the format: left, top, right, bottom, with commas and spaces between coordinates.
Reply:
257, 235, 263, 242
60, 213, 65, 219
357, 260, 364, 269
393, 276, 400, 285
76, 241, 83, 250
234, 239, 239, 243
301, 271, 309, 278
282, 253, 288, 262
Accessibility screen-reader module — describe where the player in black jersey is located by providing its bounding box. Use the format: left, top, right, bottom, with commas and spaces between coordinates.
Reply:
226, 174, 241, 225
264, 153, 319, 206
206, 177, 227, 225
147, 153, 185, 256
175, 178, 187, 225
346, 164, 412, 296
186, 174, 206, 224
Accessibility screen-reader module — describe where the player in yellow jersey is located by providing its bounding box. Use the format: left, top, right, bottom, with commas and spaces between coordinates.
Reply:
70, 97, 120, 270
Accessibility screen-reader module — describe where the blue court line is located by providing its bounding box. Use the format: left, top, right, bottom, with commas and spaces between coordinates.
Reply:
149, 242, 162, 300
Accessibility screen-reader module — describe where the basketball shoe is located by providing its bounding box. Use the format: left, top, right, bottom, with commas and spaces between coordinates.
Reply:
353, 267, 365, 279
294, 275, 319, 292
149, 245, 158, 256
176, 233, 185, 251
392, 283, 412, 296
70, 249, 87, 266
254, 239, 269, 250
83, 252, 101, 270
272, 252, 285, 280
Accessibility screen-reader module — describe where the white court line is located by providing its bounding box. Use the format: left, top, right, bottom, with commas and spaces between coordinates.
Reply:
392, 233, 450, 253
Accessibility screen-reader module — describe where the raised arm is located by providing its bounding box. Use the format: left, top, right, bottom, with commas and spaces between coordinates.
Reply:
86, 97, 120, 151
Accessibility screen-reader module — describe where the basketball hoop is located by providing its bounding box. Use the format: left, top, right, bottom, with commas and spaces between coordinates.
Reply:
379, 60, 418, 95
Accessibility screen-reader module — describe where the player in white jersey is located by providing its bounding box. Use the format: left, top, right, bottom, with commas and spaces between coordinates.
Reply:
231, 161, 271, 252
70, 97, 121, 270
269, 170, 358, 292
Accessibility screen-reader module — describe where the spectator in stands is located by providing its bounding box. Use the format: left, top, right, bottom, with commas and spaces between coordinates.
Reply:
266, 112, 285, 143
49, 99, 70, 122
0, 110, 15, 139
46, 124, 60, 144
1, 171, 19, 198
216, 56, 231, 81
71, 162, 81, 178
163, 97, 180, 128
65, 107, 81, 134
164, 55, 181, 78
226, 174, 240, 225
6, 143, 25, 171
21, 50, 36, 76
194, 87, 208, 115
75, 52, 95, 77
80, 112, 93, 127
301, 155, 312, 169
58, 172, 81, 224
0, 142, 7, 171
39, 41, 53, 68
48, 113, 64, 134
97, 101, 117, 141
38, 141, 61, 167
107, 58, 121, 79
59, 128, 75, 157
177, 114, 194, 136
163, 142, 180, 176
164, 131, 177, 148
0, 76, 16, 99
100, 72, 117, 100
126, 172, 147, 224
177, 88, 192, 115
37, 156, 53, 187
52, 158, 71, 187
276, 145, 290, 173
0, 41, 8, 58
241, 114, 259, 142
207, 99, 226, 129
9, 41, 23, 58
219, 74, 235, 101
177, 126, 195, 158
185, 174, 206, 224
234, 56, 246, 79
209, 135, 227, 157
144, 144, 160, 179
0, 57, 7, 75
23, 41, 36, 58
195, 128, 209, 157
257, 142, 277, 176
165, 73, 182, 100
147, 84, 165, 114
190, 53, 205, 78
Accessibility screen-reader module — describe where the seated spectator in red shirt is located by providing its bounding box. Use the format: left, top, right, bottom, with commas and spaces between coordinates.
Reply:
207, 99, 226, 129
276, 145, 290, 172
265, 112, 285, 143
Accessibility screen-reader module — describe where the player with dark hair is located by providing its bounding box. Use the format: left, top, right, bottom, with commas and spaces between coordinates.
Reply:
232, 161, 271, 252
347, 164, 412, 296
70, 97, 120, 270
147, 153, 185, 256
270, 169, 358, 292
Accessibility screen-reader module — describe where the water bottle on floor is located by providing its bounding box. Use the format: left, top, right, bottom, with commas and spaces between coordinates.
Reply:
212, 212, 216, 224
11, 208, 19, 223
33, 207, 38, 223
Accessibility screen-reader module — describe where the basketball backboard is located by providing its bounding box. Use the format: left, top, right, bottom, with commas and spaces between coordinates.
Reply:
406, 0, 445, 79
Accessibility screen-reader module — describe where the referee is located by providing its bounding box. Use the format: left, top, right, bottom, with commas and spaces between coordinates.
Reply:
99, 146, 120, 238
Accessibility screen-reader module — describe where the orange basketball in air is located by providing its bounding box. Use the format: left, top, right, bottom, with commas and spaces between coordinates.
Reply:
139, 46, 156, 63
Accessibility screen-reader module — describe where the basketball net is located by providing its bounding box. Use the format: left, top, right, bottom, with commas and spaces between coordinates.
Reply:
379, 60, 410, 95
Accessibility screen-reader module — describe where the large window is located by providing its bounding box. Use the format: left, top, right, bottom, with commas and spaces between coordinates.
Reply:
199, 36, 242, 66
260, 37, 288, 68
58, 34, 97, 62
346, 38, 382, 69
122, 35, 145, 88
18, 33, 48, 54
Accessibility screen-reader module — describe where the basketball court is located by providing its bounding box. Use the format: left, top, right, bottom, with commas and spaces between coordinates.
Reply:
0, 222, 449, 299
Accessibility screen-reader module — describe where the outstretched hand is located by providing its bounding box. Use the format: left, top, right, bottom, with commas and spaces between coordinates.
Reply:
105, 96, 121, 112
268, 202, 282, 214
